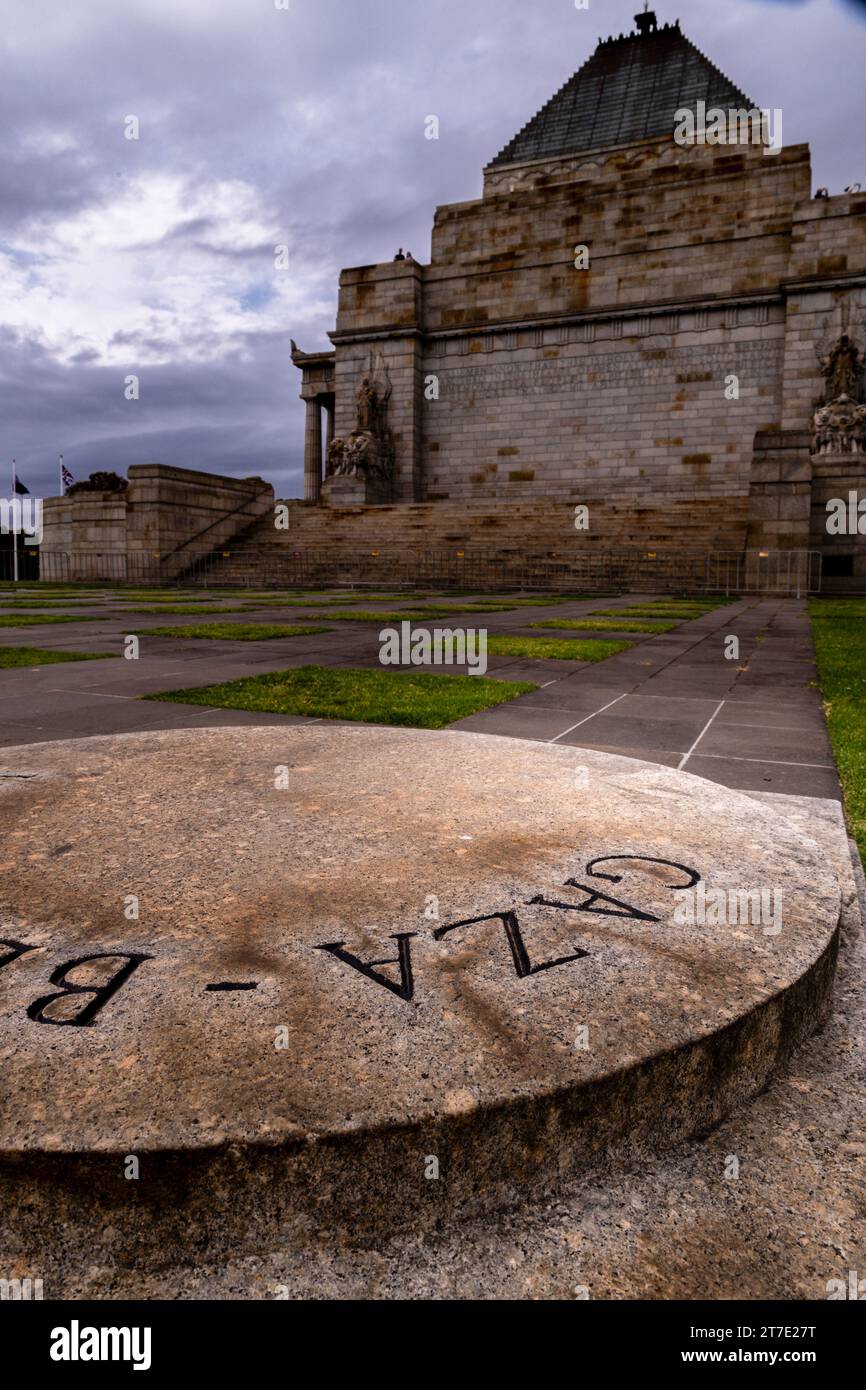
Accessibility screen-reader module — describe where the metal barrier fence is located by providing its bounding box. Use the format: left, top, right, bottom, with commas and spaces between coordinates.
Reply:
0, 547, 823, 595
705, 549, 822, 598
0, 550, 162, 584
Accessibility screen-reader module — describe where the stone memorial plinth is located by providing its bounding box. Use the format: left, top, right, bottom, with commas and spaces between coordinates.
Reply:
0, 727, 841, 1266
321, 472, 391, 507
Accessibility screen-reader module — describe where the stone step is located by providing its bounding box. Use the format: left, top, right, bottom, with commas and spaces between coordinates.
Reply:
167, 486, 275, 582
185, 495, 749, 588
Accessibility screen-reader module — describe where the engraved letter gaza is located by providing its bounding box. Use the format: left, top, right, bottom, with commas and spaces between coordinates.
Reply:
315, 934, 417, 1001
26, 952, 152, 1027
434, 911, 589, 978
529, 854, 701, 922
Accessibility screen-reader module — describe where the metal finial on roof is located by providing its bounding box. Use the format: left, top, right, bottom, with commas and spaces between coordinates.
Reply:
635, 5, 658, 35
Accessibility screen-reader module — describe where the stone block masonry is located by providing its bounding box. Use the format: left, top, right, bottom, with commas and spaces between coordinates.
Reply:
424, 327, 783, 505
40, 464, 274, 581
292, 19, 866, 583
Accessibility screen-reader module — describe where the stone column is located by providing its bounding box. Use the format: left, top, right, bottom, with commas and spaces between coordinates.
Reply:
325, 396, 336, 456
304, 398, 322, 503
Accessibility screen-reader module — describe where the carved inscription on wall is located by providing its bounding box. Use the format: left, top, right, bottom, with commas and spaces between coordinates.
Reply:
437, 342, 783, 404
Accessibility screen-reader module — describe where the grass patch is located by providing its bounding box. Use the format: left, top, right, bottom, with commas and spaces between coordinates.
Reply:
227, 590, 425, 602
0, 613, 104, 627
0, 583, 105, 592
315, 609, 456, 624
809, 600, 866, 863
237, 597, 577, 615
411, 600, 570, 615
438, 591, 616, 601
144, 664, 536, 729
139, 623, 331, 641
400, 604, 507, 615
0, 646, 116, 668
482, 597, 577, 608
487, 635, 632, 662
588, 607, 709, 620
318, 592, 427, 602
663, 594, 734, 606
375, 598, 590, 616
124, 604, 248, 615
108, 594, 216, 604
214, 590, 315, 599
310, 591, 428, 600
240, 598, 369, 609
809, 599, 866, 620
529, 617, 679, 635
430, 598, 575, 611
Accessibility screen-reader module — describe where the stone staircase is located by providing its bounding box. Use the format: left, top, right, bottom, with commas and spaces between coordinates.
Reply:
165, 483, 275, 582
186, 495, 751, 591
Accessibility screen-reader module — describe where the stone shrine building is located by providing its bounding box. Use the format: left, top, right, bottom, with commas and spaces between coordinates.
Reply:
287, 10, 866, 587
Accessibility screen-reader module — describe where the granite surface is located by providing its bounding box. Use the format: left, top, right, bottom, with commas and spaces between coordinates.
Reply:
0, 727, 843, 1271
5, 797, 853, 1302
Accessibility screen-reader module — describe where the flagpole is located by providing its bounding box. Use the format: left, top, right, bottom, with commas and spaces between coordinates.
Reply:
11, 457, 18, 583
59, 454, 65, 497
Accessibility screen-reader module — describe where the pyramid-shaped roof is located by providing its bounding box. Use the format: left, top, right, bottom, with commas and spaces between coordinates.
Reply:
487, 15, 755, 169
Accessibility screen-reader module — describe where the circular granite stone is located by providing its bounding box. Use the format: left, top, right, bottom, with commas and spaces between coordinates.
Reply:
0, 726, 841, 1250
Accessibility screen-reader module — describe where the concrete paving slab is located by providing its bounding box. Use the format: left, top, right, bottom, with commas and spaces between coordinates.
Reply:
687, 754, 841, 798
697, 722, 834, 763
714, 701, 827, 731
0, 594, 844, 813
555, 740, 685, 767
507, 686, 630, 714
562, 713, 703, 754
450, 706, 579, 740
612, 693, 722, 722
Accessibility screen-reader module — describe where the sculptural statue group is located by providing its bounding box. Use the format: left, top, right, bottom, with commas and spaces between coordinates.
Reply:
813, 326, 866, 455
326, 354, 395, 484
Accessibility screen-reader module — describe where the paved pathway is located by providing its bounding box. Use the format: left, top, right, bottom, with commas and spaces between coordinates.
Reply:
0, 592, 837, 798
454, 597, 837, 797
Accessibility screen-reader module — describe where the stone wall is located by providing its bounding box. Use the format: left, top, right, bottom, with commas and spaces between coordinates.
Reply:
305, 131, 866, 577
809, 451, 866, 582
123, 464, 273, 556
421, 315, 784, 505
745, 430, 813, 552
40, 464, 274, 579
430, 140, 808, 326
40, 492, 128, 557
334, 260, 424, 503
323, 141, 821, 516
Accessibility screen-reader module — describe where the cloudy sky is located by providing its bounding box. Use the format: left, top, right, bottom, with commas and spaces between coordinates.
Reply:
1, 0, 864, 500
